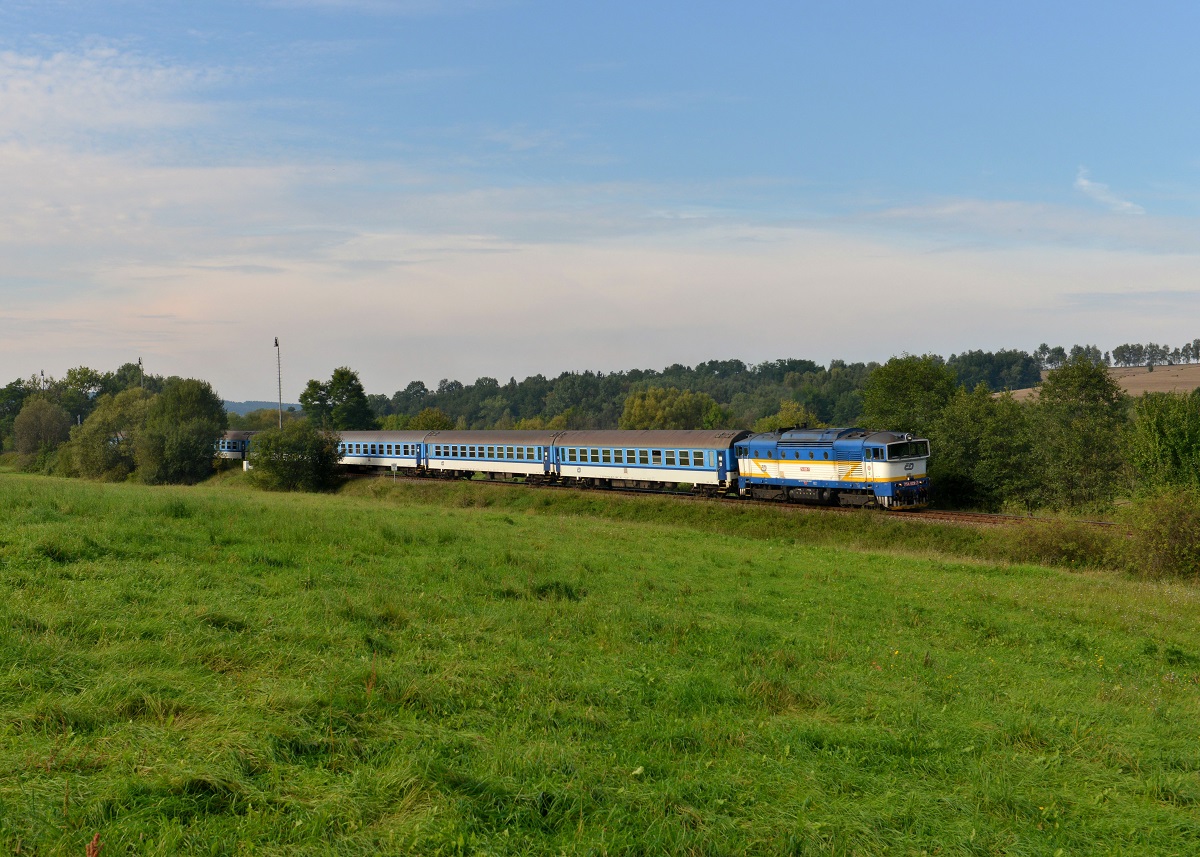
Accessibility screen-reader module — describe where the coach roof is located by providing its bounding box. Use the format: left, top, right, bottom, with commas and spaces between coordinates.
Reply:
422, 430, 562, 446
555, 430, 749, 449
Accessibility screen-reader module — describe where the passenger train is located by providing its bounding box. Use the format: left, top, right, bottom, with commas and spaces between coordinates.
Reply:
219, 426, 930, 508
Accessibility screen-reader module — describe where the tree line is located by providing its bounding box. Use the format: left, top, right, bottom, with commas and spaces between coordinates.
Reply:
0, 363, 227, 484
6, 341, 1199, 513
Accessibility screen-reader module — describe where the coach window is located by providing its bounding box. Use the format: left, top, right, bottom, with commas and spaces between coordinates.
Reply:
515, 447, 524, 460
651, 450, 662, 465
665, 451, 676, 466
638, 450, 648, 465
568, 448, 577, 462
693, 451, 704, 467
613, 449, 623, 464
602, 449, 611, 464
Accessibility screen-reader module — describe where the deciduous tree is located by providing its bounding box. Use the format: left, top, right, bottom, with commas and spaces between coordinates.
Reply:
13, 397, 71, 456
619, 387, 728, 430
860, 355, 957, 436
300, 367, 375, 430
136, 378, 228, 484
752, 400, 824, 433
1029, 356, 1129, 509
67, 387, 155, 481
408, 407, 454, 431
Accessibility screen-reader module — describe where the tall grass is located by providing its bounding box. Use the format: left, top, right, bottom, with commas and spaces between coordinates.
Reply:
1, 474, 1199, 854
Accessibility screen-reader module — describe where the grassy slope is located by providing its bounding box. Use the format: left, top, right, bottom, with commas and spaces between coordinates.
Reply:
1, 474, 1198, 855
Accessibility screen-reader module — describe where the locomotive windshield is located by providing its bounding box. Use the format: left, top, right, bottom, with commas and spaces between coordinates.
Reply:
886, 440, 929, 460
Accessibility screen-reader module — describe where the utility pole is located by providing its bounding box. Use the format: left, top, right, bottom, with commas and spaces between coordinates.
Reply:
275, 337, 283, 429
138, 357, 144, 389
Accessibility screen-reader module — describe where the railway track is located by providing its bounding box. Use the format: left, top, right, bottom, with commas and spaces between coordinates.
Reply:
355, 470, 1119, 529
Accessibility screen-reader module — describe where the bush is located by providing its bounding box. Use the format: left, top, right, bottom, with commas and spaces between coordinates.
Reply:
1007, 520, 1120, 570
247, 421, 342, 491
1123, 488, 1200, 579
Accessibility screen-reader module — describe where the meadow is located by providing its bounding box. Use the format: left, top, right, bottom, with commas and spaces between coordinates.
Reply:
2, 473, 1199, 855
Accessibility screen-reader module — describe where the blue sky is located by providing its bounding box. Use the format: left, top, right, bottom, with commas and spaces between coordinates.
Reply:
2, 1, 1198, 400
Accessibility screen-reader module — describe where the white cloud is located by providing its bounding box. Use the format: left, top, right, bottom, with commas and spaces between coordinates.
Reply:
0, 45, 221, 145
1074, 166, 1145, 215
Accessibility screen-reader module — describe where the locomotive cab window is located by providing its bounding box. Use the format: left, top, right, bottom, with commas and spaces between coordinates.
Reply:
887, 440, 929, 460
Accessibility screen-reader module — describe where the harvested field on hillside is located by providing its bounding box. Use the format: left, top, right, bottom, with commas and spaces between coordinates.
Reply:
1010, 363, 1200, 400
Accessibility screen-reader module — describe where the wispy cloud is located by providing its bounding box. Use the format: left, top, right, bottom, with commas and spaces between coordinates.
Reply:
868, 197, 1194, 253
0, 44, 222, 143
1074, 166, 1145, 215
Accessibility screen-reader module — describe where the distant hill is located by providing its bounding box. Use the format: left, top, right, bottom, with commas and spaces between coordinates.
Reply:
1009, 364, 1200, 401
224, 400, 302, 416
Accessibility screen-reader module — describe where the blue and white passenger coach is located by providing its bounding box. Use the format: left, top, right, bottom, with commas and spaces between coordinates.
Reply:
337, 431, 427, 471
422, 430, 558, 482
736, 428, 930, 508
216, 430, 255, 462
553, 430, 747, 494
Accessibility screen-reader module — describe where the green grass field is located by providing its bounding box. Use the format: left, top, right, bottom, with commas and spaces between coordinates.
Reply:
2, 474, 1199, 855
